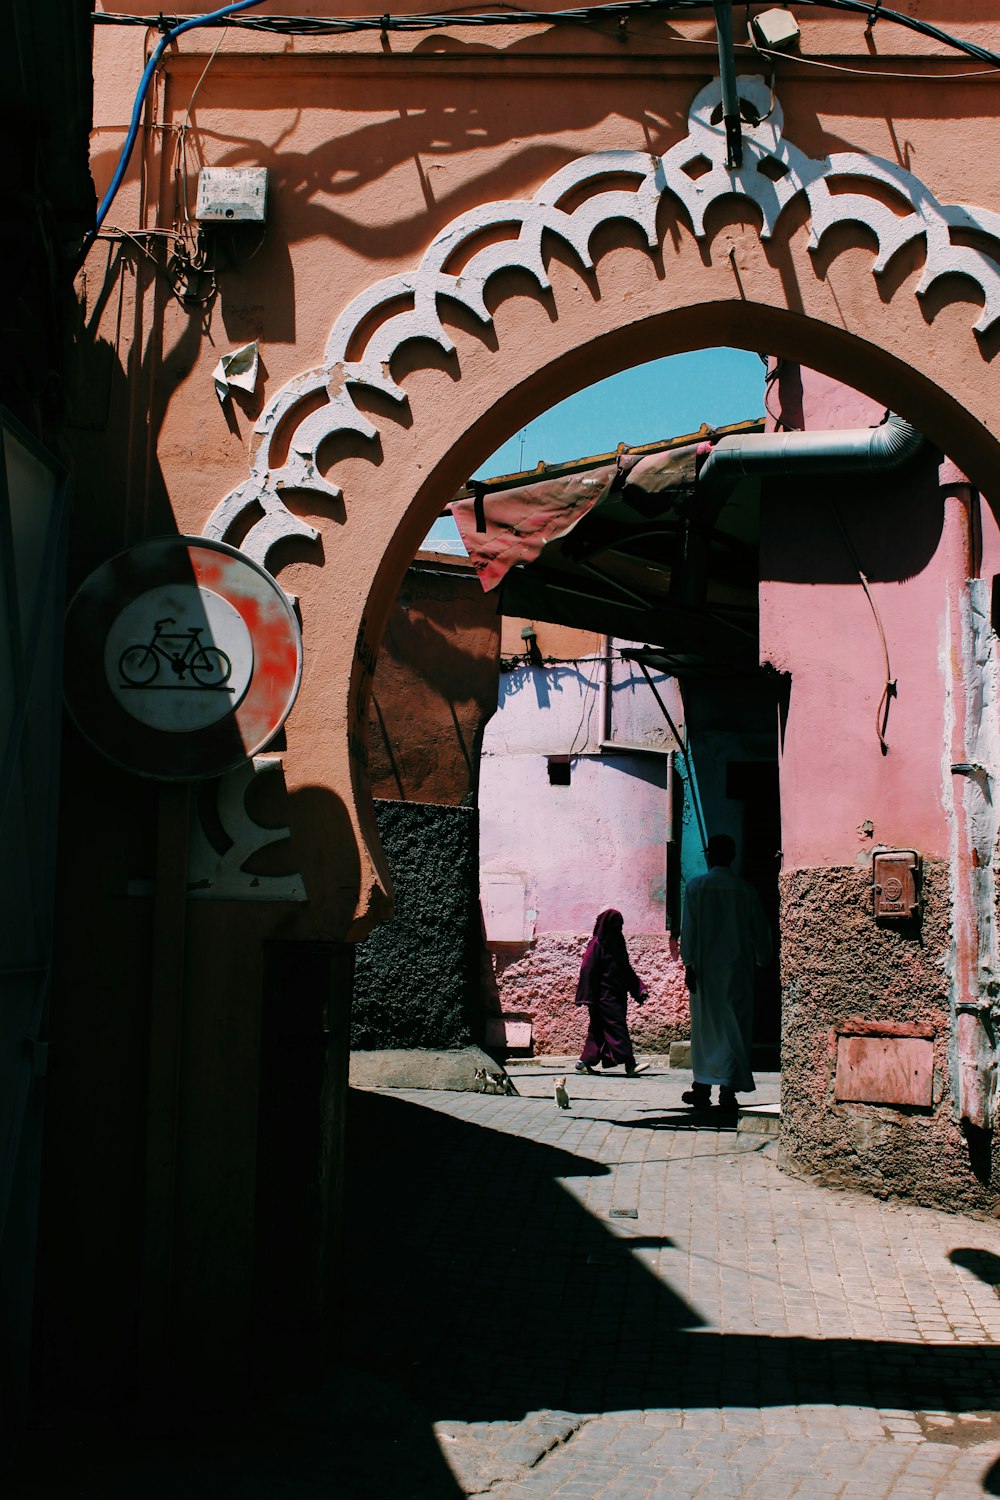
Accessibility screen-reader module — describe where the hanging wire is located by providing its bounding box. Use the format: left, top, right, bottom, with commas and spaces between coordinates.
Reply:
82, 0, 1000, 271
762, 359, 785, 429
175, 24, 231, 231
635, 658, 708, 853
866, 0, 884, 32
567, 653, 605, 756
165, 24, 235, 306
830, 503, 896, 756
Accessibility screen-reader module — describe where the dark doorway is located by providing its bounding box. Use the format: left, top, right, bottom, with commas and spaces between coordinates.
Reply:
727, 759, 782, 1066
680, 674, 784, 1070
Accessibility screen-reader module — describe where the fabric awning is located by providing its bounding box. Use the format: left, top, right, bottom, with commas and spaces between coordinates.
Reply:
450, 443, 702, 592
448, 424, 764, 674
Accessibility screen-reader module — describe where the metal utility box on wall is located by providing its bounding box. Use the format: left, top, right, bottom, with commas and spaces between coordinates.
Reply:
195, 167, 268, 223
750, 8, 801, 51
872, 849, 921, 922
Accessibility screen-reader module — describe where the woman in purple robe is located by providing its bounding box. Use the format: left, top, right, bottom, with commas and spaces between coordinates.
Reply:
574, 909, 648, 1075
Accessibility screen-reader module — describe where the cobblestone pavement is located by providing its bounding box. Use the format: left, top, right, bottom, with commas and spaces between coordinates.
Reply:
12, 1063, 1000, 1498
343, 1061, 1000, 1499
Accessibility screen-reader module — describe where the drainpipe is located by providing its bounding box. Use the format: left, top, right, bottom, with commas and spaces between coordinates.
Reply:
670, 412, 926, 610
713, 1, 743, 170
942, 459, 997, 1133
601, 634, 614, 745
698, 411, 925, 492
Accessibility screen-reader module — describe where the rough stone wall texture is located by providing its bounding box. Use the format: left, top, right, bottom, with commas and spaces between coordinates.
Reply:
352, 802, 482, 1049
780, 861, 1000, 1214
491, 931, 688, 1055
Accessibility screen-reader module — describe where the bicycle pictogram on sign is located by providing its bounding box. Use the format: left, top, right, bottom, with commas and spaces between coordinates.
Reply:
118, 617, 233, 689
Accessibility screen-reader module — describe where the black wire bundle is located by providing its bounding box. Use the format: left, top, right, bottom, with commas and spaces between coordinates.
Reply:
92, 3, 1000, 69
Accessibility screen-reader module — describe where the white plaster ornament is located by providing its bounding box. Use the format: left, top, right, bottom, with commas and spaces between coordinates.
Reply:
200, 74, 1000, 899
204, 75, 1000, 570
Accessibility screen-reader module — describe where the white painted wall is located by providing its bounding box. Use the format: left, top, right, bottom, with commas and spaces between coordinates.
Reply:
479, 650, 676, 938
486, 655, 682, 756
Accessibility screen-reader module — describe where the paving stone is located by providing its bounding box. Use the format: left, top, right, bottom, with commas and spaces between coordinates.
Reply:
13, 1061, 1000, 1499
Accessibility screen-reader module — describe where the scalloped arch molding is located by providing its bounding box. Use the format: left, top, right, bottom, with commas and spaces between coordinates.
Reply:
203, 75, 1000, 566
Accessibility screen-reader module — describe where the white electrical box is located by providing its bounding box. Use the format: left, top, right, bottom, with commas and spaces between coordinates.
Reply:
196, 167, 269, 223
750, 7, 801, 50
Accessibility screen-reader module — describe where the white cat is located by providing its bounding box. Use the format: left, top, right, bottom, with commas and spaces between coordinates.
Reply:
554, 1077, 570, 1110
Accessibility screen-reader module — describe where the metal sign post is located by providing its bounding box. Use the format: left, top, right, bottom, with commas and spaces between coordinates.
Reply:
64, 536, 303, 1396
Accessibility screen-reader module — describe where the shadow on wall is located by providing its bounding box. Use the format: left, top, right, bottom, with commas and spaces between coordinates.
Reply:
285, 782, 362, 929
759, 460, 943, 586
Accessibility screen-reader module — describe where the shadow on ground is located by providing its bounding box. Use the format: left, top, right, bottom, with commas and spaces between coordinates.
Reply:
8, 1088, 1000, 1497
343, 1090, 1000, 1423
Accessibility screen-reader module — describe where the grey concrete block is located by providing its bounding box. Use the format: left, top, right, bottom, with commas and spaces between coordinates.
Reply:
350, 1045, 517, 1093
669, 1040, 692, 1068
737, 1102, 781, 1136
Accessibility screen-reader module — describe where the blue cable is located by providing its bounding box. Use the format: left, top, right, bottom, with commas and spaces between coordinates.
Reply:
78, 0, 268, 267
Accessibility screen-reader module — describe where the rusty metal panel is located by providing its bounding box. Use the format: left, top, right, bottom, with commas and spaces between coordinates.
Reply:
872, 849, 921, 920
835, 1034, 934, 1107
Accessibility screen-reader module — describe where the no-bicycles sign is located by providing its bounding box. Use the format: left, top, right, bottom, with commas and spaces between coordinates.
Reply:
64, 536, 302, 779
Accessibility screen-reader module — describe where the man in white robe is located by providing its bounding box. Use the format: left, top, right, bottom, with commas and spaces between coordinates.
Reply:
680, 833, 772, 1111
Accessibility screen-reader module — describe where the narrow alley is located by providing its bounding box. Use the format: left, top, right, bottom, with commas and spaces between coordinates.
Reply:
19, 1064, 1000, 1499
339, 1065, 1000, 1498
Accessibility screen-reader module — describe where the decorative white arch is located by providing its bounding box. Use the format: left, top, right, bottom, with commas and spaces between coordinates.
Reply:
203, 75, 1000, 569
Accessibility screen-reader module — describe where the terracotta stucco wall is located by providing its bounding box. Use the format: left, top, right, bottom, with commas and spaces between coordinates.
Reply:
44, 2, 1000, 1407
79, 4, 1000, 945
367, 555, 500, 805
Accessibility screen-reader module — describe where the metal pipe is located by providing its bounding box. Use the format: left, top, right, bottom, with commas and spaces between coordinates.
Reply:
941, 469, 997, 1134
713, 1, 742, 169
698, 411, 925, 493
635, 660, 708, 855
601, 634, 614, 744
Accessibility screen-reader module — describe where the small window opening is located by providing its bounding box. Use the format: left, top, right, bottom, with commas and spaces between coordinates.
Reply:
547, 756, 572, 786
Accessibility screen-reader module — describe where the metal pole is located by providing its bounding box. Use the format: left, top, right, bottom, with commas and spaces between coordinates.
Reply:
636, 659, 708, 856
713, 1, 743, 169
138, 780, 191, 1404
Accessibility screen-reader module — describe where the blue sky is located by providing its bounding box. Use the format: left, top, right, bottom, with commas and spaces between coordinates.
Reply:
425, 347, 765, 552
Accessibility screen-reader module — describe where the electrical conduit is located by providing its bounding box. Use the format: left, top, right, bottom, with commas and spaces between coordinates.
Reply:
77, 0, 269, 269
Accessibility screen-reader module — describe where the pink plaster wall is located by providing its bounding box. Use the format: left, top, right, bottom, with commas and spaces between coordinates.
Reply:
492, 931, 688, 1055
759, 366, 959, 870
479, 660, 687, 1050
766, 361, 887, 434
480, 673, 673, 936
